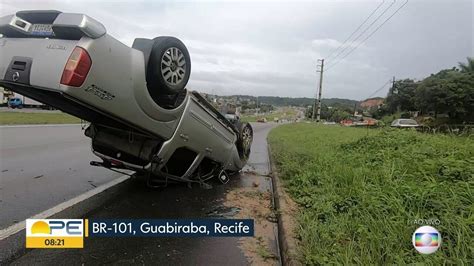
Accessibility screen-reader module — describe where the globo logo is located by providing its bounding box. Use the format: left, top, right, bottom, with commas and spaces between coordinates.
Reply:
412, 226, 441, 254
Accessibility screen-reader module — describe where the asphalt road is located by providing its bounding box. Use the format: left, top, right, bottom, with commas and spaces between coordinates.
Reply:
3, 122, 279, 265
0, 125, 123, 229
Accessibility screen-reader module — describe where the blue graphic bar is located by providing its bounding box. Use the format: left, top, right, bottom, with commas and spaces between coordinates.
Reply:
88, 219, 254, 237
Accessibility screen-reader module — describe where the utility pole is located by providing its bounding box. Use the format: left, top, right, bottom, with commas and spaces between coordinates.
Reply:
392, 76, 401, 113
256, 96, 259, 115
312, 59, 324, 122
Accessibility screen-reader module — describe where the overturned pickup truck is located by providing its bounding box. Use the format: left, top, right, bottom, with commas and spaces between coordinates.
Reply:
0, 10, 253, 185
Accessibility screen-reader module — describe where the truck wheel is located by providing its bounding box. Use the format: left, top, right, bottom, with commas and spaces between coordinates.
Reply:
237, 123, 253, 161
147, 37, 191, 97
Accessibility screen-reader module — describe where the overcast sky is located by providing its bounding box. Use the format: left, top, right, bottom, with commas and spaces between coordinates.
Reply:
1, 0, 472, 100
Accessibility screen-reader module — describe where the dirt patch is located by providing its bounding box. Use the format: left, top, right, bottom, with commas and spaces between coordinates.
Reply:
224, 178, 279, 265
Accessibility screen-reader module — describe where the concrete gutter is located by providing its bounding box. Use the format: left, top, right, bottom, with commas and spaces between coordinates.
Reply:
268, 143, 302, 266
0, 175, 131, 263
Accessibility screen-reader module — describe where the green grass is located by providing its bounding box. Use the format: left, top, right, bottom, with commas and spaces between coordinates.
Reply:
0, 112, 81, 125
268, 124, 473, 264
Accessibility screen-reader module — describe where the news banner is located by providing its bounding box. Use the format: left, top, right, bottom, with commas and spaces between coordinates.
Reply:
26, 219, 254, 248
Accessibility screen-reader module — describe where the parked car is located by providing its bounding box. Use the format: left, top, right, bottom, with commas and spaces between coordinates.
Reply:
8, 97, 23, 108
0, 10, 253, 185
391, 119, 420, 128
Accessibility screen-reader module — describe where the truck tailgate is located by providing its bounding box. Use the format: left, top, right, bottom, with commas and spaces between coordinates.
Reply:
0, 38, 77, 90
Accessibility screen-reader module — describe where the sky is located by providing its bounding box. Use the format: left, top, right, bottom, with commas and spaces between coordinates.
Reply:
1, 0, 472, 100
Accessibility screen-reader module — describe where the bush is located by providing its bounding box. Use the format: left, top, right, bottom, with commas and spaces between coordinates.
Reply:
400, 112, 411, 118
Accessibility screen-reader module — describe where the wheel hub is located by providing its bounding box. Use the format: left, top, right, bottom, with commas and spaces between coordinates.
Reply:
161, 47, 186, 86
170, 61, 177, 71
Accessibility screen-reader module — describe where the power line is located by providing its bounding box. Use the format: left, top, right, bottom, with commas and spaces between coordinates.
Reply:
325, 0, 408, 71
325, 0, 386, 61
327, 0, 397, 64
366, 79, 392, 99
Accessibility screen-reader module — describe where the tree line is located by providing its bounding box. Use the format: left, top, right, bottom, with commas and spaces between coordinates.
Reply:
371, 57, 474, 123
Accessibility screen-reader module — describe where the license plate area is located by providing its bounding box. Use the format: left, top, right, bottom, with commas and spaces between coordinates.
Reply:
30, 24, 54, 37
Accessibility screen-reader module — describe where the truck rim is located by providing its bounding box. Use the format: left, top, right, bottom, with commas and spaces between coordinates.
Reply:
161, 47, 186, 86
242, 125, 252, 154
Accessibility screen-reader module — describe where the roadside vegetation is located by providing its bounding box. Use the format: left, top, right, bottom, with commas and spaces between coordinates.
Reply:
268, 123, 473, 264
0, 111, 81, 125
372, 57, 474, 125
241, 107, 298, 123
305, 57, 474, 126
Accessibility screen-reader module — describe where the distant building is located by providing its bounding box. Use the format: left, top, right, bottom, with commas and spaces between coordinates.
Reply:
360, 97, 384, 109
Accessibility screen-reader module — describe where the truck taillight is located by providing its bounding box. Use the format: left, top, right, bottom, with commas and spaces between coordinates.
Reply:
60, 46, 91, 87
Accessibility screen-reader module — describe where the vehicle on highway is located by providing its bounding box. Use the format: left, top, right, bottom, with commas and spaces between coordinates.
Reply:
7, 97, 23, 108
9, 93, 48, 109
390, 118, 420, 128
0, 10, 253, 185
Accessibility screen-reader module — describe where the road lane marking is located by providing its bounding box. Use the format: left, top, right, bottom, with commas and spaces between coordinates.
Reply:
0, 124, 82, 128
0, 174, 130, 240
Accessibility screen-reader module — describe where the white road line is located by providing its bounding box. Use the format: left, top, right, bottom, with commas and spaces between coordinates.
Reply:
0, 124, 82, 128
0, 174, 130, 240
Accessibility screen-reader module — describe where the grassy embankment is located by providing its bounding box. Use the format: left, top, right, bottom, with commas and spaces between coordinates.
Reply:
268, 123, 473, 264
0, 112, 81, 125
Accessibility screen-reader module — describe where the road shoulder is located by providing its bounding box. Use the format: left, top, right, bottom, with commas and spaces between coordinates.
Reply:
268, 141, 301, 266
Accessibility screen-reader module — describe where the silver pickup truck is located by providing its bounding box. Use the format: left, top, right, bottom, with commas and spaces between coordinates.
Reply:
0, 10, 253, 185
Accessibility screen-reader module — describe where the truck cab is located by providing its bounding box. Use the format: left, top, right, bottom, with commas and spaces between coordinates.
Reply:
8, 97, 23, 108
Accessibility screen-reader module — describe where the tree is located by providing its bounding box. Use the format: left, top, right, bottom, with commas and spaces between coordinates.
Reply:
458, 57, 474, 73
305, 105, 352, 122
384, 79, 417, 113
376, 57, 474, 123
415, 69, 474, 122
330, 109, 351, 122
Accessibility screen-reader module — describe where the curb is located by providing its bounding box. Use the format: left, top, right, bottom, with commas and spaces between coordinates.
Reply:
267, 143, 301, 266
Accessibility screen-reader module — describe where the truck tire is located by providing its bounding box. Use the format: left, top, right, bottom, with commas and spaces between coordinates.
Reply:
147, 37, 191, 97
237, 123, 253, 161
